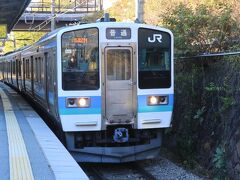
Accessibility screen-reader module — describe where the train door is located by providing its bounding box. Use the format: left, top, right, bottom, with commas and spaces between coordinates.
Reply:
104, 47, 135, 124
46, 50, 57, 115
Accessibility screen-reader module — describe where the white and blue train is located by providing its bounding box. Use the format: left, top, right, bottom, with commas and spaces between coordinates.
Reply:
0, 19, 174, 162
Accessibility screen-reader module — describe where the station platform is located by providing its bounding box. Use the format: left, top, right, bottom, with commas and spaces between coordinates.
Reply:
0, 82, 88, 180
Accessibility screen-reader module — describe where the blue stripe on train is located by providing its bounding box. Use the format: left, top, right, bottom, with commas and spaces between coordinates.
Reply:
59, 108, 101, 115
58, 96, 101, 115
58, 94, 174, 115
138, 94, 174, 113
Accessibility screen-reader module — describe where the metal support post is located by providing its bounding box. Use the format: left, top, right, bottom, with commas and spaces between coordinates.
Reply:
87, 0, 89, 13
75, 0, 77, 13
51, 0, 55, 31
100, 0, 103, 10
58, 0, 60, 12
135, 0, 144, 23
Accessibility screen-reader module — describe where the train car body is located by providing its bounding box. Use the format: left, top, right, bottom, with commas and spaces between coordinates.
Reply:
0, 21, 174, 163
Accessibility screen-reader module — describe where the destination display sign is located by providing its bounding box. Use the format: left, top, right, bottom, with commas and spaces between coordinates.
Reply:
106, 28, 131, 39
72, 37, 88, 44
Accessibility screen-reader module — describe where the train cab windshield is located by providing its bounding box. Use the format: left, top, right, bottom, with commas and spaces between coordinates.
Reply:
138, 28, 171, 89
61, 28, 99, 90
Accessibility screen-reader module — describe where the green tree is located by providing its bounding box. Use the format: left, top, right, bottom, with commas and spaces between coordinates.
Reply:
3, 31, 45, 53
81, 11, 104, 23
162, 3, 240, 55
0, 25, 7, 39
107, 0, 135, 22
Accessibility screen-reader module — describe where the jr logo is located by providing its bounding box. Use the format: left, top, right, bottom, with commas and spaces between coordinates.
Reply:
148, 34, 162, 43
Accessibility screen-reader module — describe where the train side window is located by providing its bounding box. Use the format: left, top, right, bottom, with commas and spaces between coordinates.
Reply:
18, 60, 21, 76
8, 62, 10, 79
4, 62, 6, 77
34, 57, 38, 82
10, 61, 12, 75
12, 61, 16, 75
39, 57, 42, 84
26, 59, 28, 79
25, 59, 27, 79
23, 58, 25, 78
8, 62, 10, 78
30, 57, 33, 80
37, 58, 40, 82
10, 61, 12, 80
26, 59, 30, 79
0, 63, 2, 79
6, 62, 8, 78
41, 57, 44, 84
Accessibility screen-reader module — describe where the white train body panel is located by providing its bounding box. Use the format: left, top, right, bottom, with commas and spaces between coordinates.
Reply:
56, 23, 174, 132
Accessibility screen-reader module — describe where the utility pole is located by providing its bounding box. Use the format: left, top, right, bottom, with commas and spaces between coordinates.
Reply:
99, 0, 103, 11
135, 0, 144, 23
51, 0, 56, 31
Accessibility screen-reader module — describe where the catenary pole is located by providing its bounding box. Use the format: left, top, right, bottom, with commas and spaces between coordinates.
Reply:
51, 0, 56, 31
135, 0, 144, 23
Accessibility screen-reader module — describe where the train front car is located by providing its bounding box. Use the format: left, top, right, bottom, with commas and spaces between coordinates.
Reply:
57, 22, 174, 162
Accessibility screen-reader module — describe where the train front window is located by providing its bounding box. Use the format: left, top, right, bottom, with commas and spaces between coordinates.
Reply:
138, 28, 171, 89
61, 28, 99, 90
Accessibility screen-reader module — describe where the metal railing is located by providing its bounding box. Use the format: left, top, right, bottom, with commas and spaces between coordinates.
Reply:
177, 51, 240, 60
25, 0, 102, 13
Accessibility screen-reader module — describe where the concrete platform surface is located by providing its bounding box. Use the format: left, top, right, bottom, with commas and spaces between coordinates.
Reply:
0, 82, 89, 180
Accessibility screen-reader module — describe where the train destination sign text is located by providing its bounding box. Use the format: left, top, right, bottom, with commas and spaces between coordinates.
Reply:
106, 28, 131, 39
72, 37, 88, 44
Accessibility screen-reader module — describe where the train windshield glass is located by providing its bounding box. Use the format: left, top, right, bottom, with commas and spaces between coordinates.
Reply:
107, 49, 131, 80
61, 28, 99, 90
138, 28, 171, 89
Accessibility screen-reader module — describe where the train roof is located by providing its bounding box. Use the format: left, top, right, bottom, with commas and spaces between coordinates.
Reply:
39, 26, 66, 41
1, 21, 173, 58
61, 22, 172, 34
39, 21, 173, 42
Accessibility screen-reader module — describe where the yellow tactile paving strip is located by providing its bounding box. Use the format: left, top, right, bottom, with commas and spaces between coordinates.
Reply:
0, 88, 34, 180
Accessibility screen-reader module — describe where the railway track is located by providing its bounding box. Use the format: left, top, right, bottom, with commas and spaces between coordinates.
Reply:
79, 157, 204, 180
80, 162, 157, 180
80, 164, 107, 180
130, 162, 157, 180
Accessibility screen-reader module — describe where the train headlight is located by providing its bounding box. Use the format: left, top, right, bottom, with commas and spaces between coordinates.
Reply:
66, 97, 91, 108
77, 97, 90, 108
147, 96, 168, 106
149, 96, 158, 105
